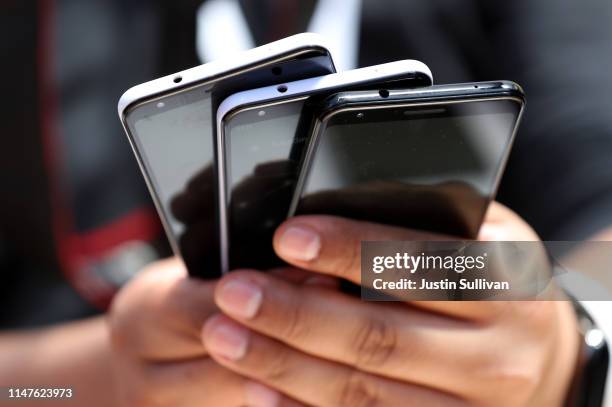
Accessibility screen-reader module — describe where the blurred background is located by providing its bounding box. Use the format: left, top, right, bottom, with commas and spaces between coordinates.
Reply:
1, 0, 612, 329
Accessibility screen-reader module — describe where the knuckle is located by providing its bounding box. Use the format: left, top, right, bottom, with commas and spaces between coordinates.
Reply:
321, 217, 361, 278
471, 352, 542, 406
338, 369, 380, 407
336, 234, 362, 279
282, 295, 311, 343
352, 316, 398, 369
260, 345, 294, 384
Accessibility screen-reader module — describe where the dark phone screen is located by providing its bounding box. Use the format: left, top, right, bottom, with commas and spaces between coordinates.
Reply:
125, 51, 335, 278
223, 100, 310, 270
222, 74, 434, 270
295, 98, 523, 238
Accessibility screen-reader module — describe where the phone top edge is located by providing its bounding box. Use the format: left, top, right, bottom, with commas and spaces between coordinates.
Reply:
322, 81, 524, 112
117, 32, 335, 119
216, 59, 433, 124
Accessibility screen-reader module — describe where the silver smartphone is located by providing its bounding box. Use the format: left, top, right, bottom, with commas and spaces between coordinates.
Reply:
290, 82, 525, 238
215, 61, 433, 272
118, 33, 336, 278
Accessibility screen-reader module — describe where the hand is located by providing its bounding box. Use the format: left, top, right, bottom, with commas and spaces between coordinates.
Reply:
108, 258, 315, 406
202, 202, 579, 406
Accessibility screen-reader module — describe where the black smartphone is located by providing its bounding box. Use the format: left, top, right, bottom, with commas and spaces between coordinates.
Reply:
289, 81, 526, 238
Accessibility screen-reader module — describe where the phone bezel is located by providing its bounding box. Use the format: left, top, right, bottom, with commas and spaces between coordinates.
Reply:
288, 82, 526, 233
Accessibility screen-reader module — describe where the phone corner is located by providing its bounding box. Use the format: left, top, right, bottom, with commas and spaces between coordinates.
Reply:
500, 80, 525, 97
117, 86, 140, 120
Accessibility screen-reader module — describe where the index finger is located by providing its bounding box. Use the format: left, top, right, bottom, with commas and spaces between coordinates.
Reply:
273, 215, 446, 285
272, 215, 505, 321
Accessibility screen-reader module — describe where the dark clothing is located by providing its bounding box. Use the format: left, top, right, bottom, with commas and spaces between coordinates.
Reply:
2, 0, 612, 327
0, 0, 188, 327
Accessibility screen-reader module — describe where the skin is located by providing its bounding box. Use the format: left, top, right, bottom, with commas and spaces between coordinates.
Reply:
107, 259, 318, 406
105, 202, 578, 406
200, 202, 580, 406
0, 318, 114, 407
0, 203, 584, 406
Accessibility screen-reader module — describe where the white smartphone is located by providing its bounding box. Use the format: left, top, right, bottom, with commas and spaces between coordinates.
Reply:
215, 60, 433, 272
118, 33, 336, 278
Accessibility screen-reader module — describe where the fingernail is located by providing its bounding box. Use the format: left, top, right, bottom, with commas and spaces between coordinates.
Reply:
277, 226, 321, 261
204, 317, 249, 360
217, 279, 263, 319
244, 381, 280, 407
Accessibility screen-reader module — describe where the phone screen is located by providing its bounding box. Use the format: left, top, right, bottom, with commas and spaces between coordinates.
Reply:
124, 51, 335, 277
223, 99, 311, 270
294, 98, 523, 238
221, 75, 435, 270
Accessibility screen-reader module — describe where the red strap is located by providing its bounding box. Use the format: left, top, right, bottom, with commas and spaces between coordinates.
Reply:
37, 0, 161, 309
68, 208, 161, 260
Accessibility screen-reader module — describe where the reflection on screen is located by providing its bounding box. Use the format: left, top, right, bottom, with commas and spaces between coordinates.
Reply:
134, 99, 213, 233
223, 100, 310, 269
129, 89, 220, 276
296, 99, 521, 238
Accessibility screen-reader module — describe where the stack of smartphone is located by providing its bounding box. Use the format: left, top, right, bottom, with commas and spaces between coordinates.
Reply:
118, 33, 524, 278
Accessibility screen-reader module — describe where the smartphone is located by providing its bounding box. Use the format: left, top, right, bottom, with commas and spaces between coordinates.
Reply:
216, 61, 433, 272
118, 33, 336, 278
290, 81, 525, 238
